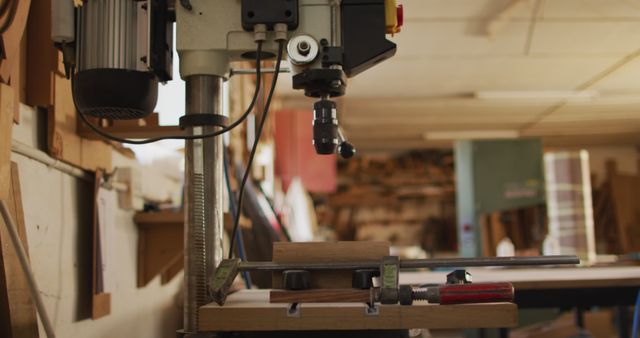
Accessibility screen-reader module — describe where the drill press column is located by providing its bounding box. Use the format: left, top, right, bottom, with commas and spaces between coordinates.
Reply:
183, 75, 225, 332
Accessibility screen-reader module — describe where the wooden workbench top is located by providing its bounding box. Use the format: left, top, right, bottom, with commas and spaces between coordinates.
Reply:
401, 266, 640, 290
198, 290, 517, 331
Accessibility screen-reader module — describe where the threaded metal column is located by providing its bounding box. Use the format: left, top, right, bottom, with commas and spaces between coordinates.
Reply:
183, 75, 225, 333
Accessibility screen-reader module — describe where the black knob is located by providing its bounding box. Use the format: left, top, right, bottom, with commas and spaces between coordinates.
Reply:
399, 285, 414, 306
339, 141, 356, 159
282, 270, 311, 290
312, 99, 339, 155
446, 269, 472, 284
352, 269, 380, 289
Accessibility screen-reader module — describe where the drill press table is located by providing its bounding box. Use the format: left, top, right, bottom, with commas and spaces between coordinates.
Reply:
198, 289, 517, 331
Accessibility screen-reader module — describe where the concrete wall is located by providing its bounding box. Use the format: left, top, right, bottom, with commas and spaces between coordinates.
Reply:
10, 105, 183, 338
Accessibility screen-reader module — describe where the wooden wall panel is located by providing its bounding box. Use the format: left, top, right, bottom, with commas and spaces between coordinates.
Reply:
25, 0, 56, 107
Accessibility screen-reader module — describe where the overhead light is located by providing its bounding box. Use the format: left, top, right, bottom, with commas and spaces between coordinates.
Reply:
474, 90, 599, 100
424, 130, 520, 141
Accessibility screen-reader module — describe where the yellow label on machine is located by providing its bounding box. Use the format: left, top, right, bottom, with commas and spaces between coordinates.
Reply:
385, 0, 402, 34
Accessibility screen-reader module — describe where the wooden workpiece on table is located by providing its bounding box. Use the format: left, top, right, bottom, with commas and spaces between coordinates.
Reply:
198, 289, 517, 331
271, 241, 390, 289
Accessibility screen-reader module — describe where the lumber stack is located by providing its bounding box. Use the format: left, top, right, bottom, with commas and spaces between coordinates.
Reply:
315, 150, 456, 252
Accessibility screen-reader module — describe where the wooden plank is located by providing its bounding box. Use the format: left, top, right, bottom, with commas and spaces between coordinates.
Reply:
480, 214, 492, 257
272, 242, 389, 289
10, 163, 28, 253
270, 289, 372, 304
199, 290, 518, 331
91, 293, 111, 320
77, 113, 182, 140
0, 0, 31, 84
0, 84, 13, 196
25, 0, 57, 107
0, 160, 39, 337
49, 73, 81, 165
91, 170, 110, 319
9, 34, 27, 123
134, 211, 184, 225
80, 138, 112, 172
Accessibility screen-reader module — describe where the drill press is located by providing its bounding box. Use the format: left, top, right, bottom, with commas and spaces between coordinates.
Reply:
55, 0, 401, 334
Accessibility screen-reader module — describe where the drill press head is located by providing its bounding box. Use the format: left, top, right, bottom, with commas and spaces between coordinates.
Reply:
65, 0, 401, 150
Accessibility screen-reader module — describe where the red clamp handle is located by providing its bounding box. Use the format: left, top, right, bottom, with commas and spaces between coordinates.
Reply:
438, 282, 514, 305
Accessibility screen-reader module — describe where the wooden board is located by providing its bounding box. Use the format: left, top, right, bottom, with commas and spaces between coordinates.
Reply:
91, 170, 110, 319
25, 0, 57, 107
401, 266, 640, 290
272, 241, 389, 289
0, 84, 13, 195
0, 0, 32, 87
199, 290, 518, 331
0, 0, 31, 82
270, 289, 372, 304
0, 161, 39, 338
77, 113, 182, 139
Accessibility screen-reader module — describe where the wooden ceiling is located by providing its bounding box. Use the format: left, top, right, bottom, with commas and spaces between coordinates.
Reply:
277, 0, 640, 151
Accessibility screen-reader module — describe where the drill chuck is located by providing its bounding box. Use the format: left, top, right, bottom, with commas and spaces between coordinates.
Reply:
313, 99, 339, 155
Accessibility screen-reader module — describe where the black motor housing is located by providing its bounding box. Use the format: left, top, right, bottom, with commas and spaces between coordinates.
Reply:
75, 69, 158, 120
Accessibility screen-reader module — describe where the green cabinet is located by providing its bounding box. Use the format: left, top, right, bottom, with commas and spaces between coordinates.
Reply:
455, 139, 545, 257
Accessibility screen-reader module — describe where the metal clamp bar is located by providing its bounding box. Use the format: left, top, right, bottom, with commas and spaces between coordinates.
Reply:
238, 255, 580, 272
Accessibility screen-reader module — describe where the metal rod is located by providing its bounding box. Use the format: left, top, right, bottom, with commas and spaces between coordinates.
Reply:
229, 67, 290, 76
0, 200, 56, 338
238, 255, 580, 272
183, 75, 225, 333
11, 140, 137, 195
12, 140, 92, 181
330, 0, 341, 47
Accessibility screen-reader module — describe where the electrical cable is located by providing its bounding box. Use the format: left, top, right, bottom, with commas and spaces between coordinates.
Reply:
73, 41, 264, 144
223, 149, 252, 289
0, 0, 12, 22
632, 288, 640, 338
0, 0, 18, 34
255, 182, 291, 242
228, 39, 285, 260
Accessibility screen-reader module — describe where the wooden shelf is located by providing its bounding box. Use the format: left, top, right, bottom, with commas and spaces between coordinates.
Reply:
77, 113, 182, 140
198, 290, 518, 331
134, 210, 184, 287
